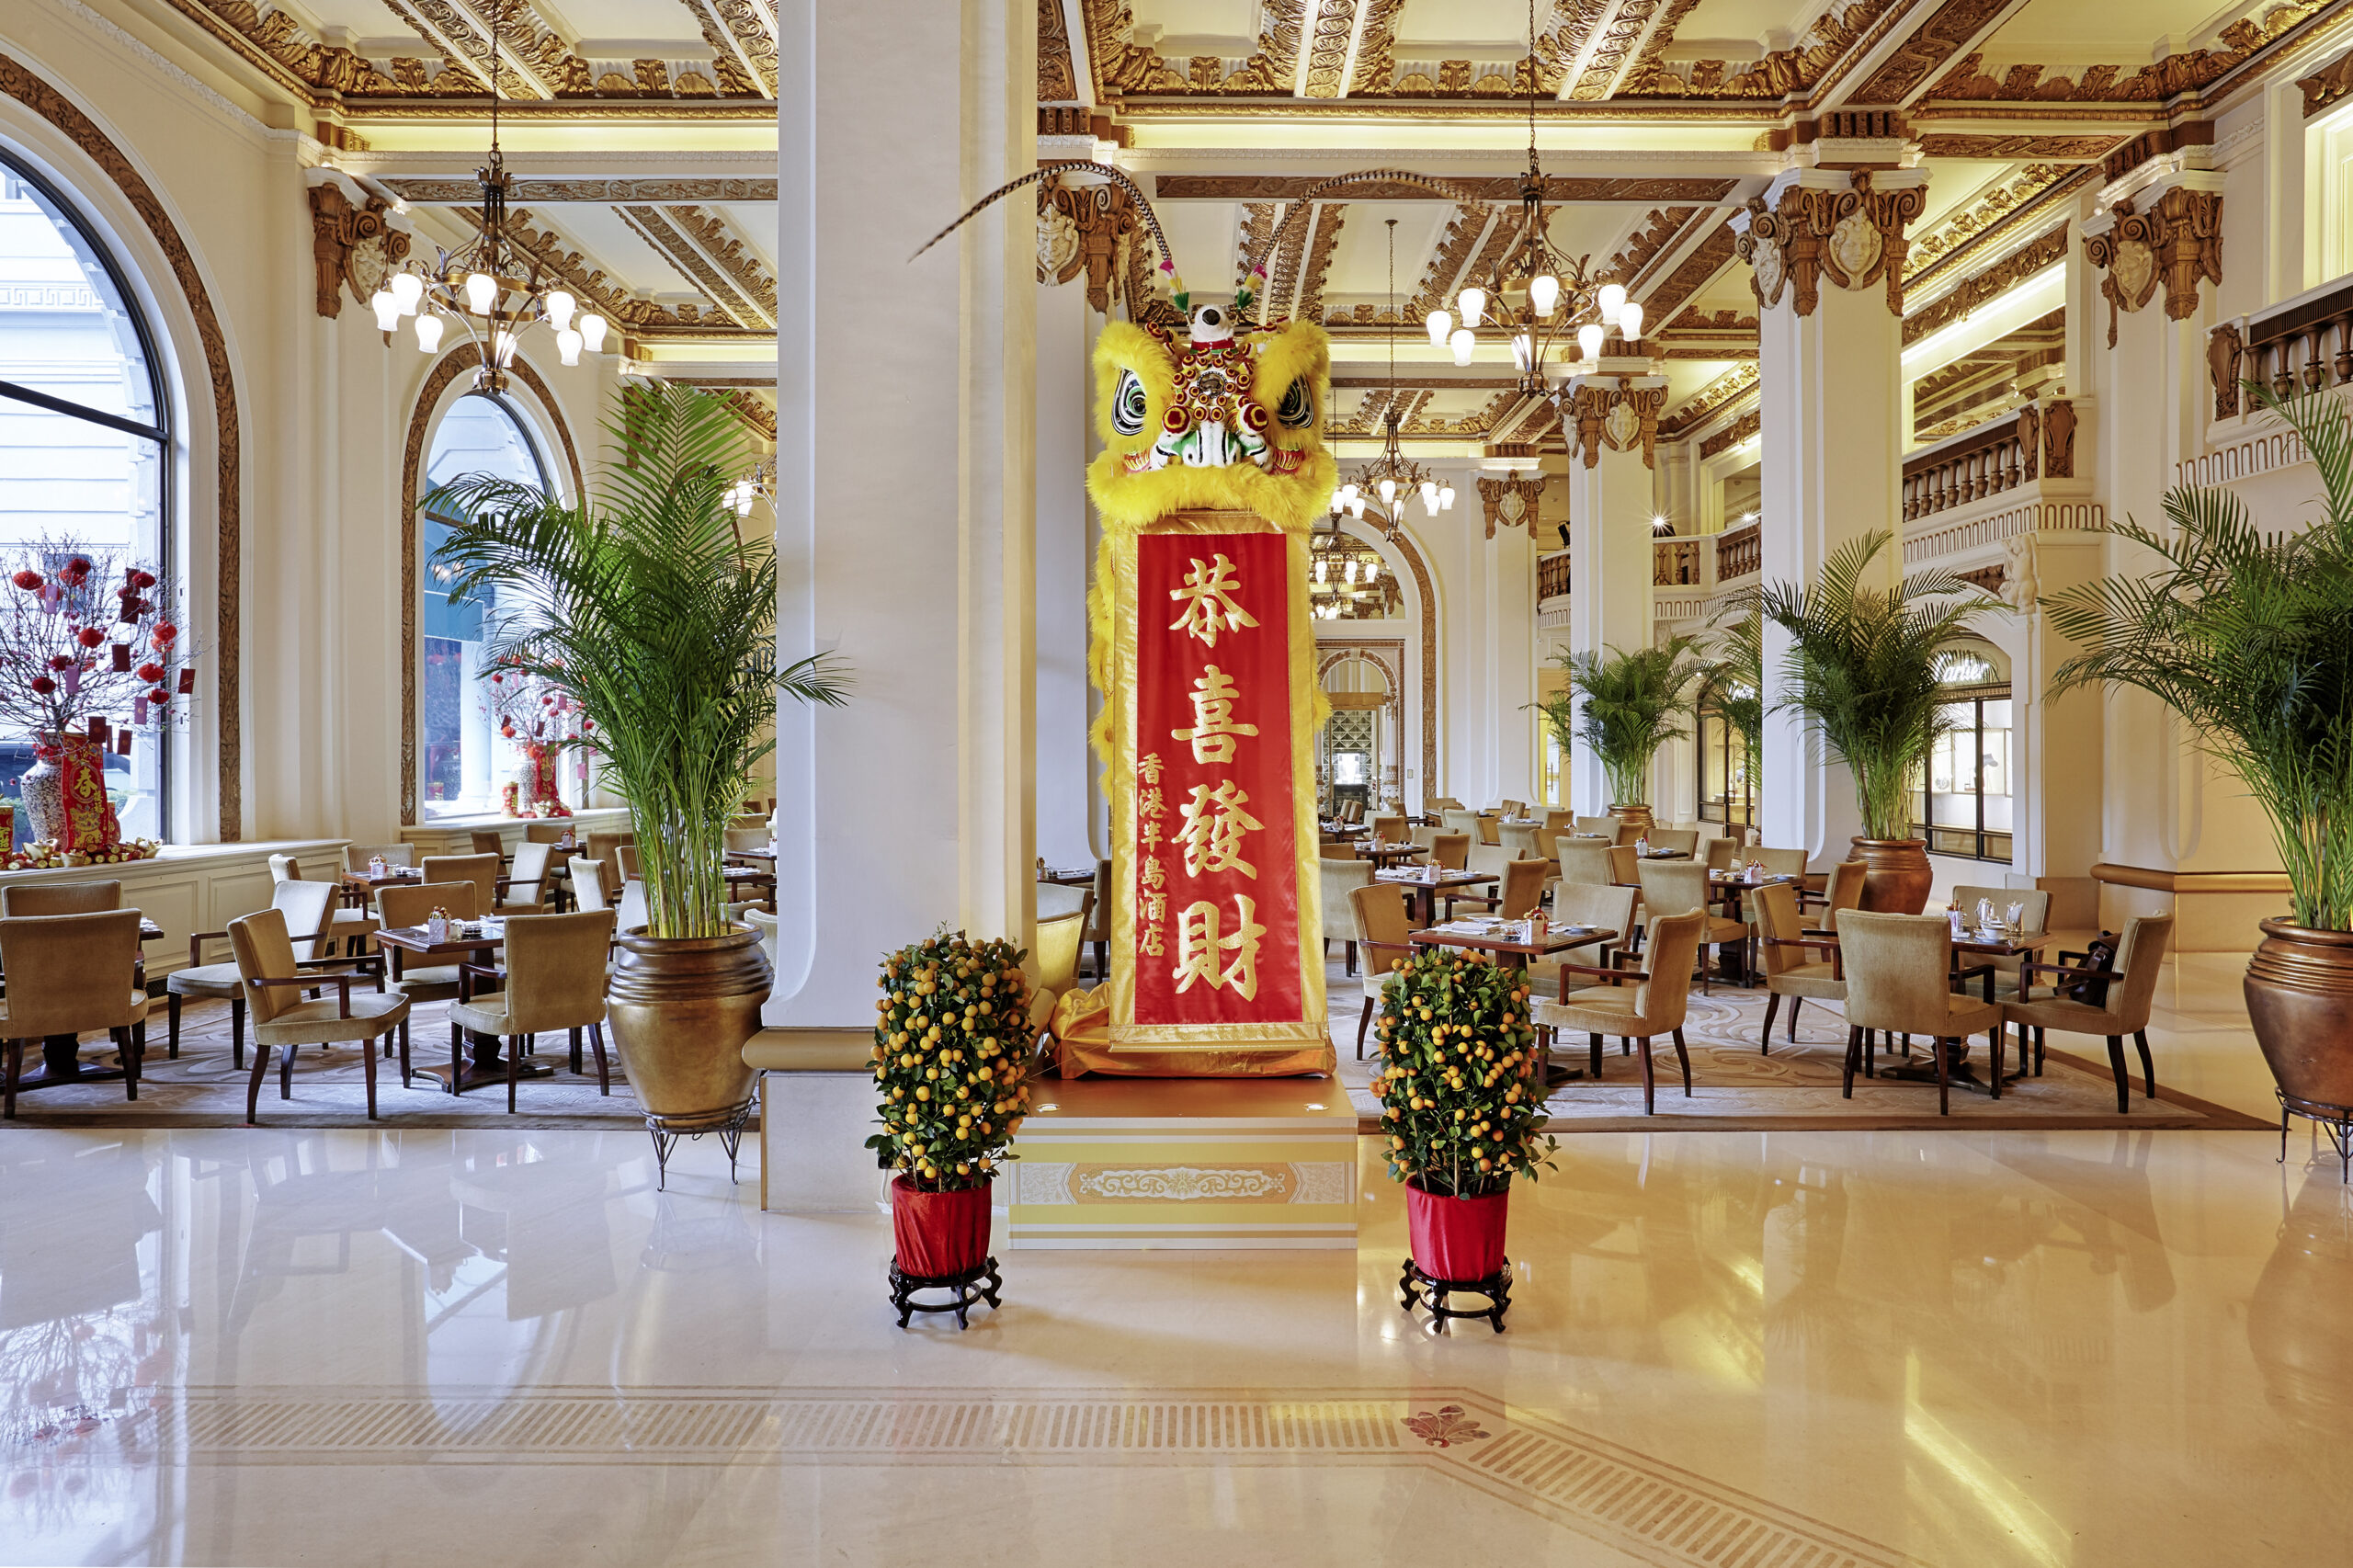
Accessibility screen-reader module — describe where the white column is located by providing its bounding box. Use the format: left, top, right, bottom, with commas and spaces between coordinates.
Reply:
1735, 167, 1928, 862
1563, 367, 1665, 814
770, 0, 1034, 1023
1034, 280, 1094, 869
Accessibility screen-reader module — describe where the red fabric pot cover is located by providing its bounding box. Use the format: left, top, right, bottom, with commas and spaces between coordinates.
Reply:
1406, 1181, 1510, 1282
891, 1176, 993, 1278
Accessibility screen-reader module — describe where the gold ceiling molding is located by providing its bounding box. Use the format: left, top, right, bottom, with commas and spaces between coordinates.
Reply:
1406, 389, 1518, 435
1843, 0, 2015, 106
1328, 376, 1525, 390
1039, 0, 1079, 101
2301, 44, 2353, 114
1235, 203, 1281, 291
1735, 174, 1926, 316
1658, 361, 1756, 437
1660, 343, 1756, 359
1658, 306, 1756, 335
1637, 219, 1738, 329
1698, 406, 1759, 459
0, 50, 245, 841
680, 0, 779, 97
400, 347, 582, 826
308, 183, 411, 317
622, 203, 777, 329
1627, 0, 1903, 100
2084, 187, 2223, 347
1301, 0, 1365, 98
1904, 163, 2075, 278
472, 210, 765, 339
1409, 203, 1488, 318
1925, 2, 2328, 104
1904, 162, 2096, 298
1618, 0, 1703, 94
1345, 0, 1408, 97
1295, 204, 1347, 318
1151, 175, 1739, 202
1914, 132, 2121, 160
153, 0, 768, 106
1606, 205, 1699, 286
1559, 0, 1677, 102
706, 388, 778, 440
1902, 222, 2067, 345
382, 178, 776, 203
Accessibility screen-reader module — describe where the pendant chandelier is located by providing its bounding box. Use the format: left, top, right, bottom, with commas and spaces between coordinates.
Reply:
1422, 0, 1643, 392
1332, 220, 1456, 534
367, 0, 609, 392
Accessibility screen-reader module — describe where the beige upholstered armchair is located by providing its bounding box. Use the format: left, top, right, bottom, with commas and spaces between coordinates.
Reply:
1498, 823, 1545, 864
1369, 812, 1408, 844
1319, 856, 1374, 974
0, 908, 150, 1119
1525, 881, 1636, 1005
1533, 908, 1705, 1112
1645, 827, 1699, 855
1635, 860, 1749, 993
1347, 881, 1415, 1059
448, 910, 616, 1108
1427, 832, 1471, 870
496, 840, 560, 914
169, 878, 358, 1065
1573, 815, 1616, 839
2, 880, 121, 915
1703, 836, 1737, 872
1802, 859, 1868, 932
1026, 910, 1087, 1049
1950, 883, 2052, 997
1557, 840, 1615, 888
227, 905, 405, 1124
567, 857, 610, 911
1751, 880, 1844, 1054
1836, 910, 2005, 1114
419, 853, 501, 914
2001, 914, 2174, 1113
1439, 808, 1482, 840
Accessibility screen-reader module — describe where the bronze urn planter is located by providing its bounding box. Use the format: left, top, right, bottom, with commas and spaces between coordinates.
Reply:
2245, 919, 2353, 1177
1849, 837, 1933, 915
606, 925, 769, 1187
1608, 802, 1655, 835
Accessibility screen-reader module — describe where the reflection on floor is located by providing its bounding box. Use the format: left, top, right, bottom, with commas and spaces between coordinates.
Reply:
1, 954, 2347, 1566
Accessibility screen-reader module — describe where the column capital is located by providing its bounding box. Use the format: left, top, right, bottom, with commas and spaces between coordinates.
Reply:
2081, 179, 2223, 348
1731, 167, 1928, 319
1562, 376, 1669, 470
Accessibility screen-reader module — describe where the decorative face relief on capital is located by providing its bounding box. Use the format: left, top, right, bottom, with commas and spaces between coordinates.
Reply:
1087, 309, 1336, 533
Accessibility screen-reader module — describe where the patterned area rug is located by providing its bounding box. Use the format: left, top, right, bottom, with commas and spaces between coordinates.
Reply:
0, 995, 663, 1131
1325, 962, 2273, 1134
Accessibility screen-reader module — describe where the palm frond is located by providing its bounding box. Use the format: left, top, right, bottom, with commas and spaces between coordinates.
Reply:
1540, 636, 1706, 806
426, 383, 849, 938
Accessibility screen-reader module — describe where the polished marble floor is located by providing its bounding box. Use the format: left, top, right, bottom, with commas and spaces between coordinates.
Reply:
2, 955, 2347, 1566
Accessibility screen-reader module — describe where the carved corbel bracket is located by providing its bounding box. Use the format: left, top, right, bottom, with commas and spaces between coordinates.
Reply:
308, 182, 409, 319
1475, 474, 1543, 540
2083, 187, 2221, 348
1734, 173, 1923, 317
1037, 180, 1140, 315
1570, 382, 1615, 468
2040, 397, 2076, 478
2208, 322, 2244, 419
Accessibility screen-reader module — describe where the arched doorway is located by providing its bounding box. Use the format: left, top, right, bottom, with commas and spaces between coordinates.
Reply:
1319, 650, 1399, 819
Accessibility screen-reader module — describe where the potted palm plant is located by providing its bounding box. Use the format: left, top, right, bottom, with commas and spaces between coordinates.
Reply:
2045, 383, 2353, 1160
1541, 636, 1703, 835
429, 383, 847, 1165
1370, 948, 1555, 1330
868, 930, 1033, 1325
1758, 529, 1987, 914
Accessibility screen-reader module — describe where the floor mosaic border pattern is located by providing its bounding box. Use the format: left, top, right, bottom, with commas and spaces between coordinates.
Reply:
34, 1385, 1924, 1567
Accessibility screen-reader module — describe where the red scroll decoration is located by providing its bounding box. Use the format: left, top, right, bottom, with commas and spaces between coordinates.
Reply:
51, 732, 115, 851
1131, 531, 1302, 1027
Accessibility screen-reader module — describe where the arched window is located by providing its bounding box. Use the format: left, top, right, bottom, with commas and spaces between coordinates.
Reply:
419, 393, 551, 817
0, 151, 174, 843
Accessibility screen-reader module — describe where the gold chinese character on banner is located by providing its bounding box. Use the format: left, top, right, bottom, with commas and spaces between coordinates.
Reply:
1138, 751, 1165, 785
1170, 894, 1267, 998
1142, 857, 1166, 890
1167, 553, 1258, 648
1172, 665, 1259, 765
1173, 779, 1262, 879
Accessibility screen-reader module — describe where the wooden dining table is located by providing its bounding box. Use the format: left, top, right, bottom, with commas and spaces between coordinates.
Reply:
340, 865, 424, 907
1410, 921, 1621, 1086
1356, 841, 1427, 869
373, 922, 551, 1095
1376, 867, 1497, 928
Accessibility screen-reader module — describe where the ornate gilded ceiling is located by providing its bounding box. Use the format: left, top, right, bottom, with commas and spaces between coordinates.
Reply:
1045, 0, 2353, 455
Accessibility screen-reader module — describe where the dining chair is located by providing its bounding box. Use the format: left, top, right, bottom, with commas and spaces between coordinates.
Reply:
419, 854, 501, 915
1608, 844, 1642, 886
1428, 832, 1471, 870
1703, 837, 1737, 872
1085, 858, 1112, 980
1542, 811, 1575, 832
1440, 808, 1482, 840
2000, 914, 2175, 1112
448, 909, 616, 1108
1476, 815, 1502, 846
1407, 823, 1440, 852
272, 855, 377, 955
1836, 910, 2005, 1115
470, 830, 507, 858
1498, 824, 1545, 864
1753, 846, 1809, 879
1025, 910, 1087, 1047
524, 822, 572, 845
1752, 880, 1845, 1054
1427, 797, 1464, 813
616, 879, 648, 935
169, 878, 351, 1065
1534, 908, 1705, 1113
1613, 820, 1648, 846
585, 831, 636, 872
1500, 800, 1527, 818
346, 844, 415, 870
1806, 859, 1868, 932
1525, 882, 1637, 1012
2, 880, 124, 915
269, 853, 299, 883
1558, 840, 1616, 887
1037, 882, 1089, 919
1950, 883, 2052, 996
1320, 856, 1374, 974
0, 910, 149, 1119
568, 858, 610, 912
616, 844, 642, 883
723, 827, 769, 853
374, 881, 494, 1068
496, 840, 558, 914
1347, 881, 1415, 1059
1448, 843, 1513, 917
1645, 827, 1699, 856
1635, 860, 1749, 993
1495, 858, 1549, 919
227, 906, 405, 1123
1370, 812, 1408, 844
1573, 815, 1616, 839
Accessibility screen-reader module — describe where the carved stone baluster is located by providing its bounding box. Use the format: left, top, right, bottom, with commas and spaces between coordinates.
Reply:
2306, 325, 2327, 391
2336, 315, 2353, 383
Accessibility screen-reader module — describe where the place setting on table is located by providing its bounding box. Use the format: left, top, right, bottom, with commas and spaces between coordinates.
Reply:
371, 914, 545, 1094
1033, 862, 1095, 887
341, 858, 424, 906
1355, 837, 1427, 869
1409, 914, 1618, 971
1375, 861, 1498, 927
